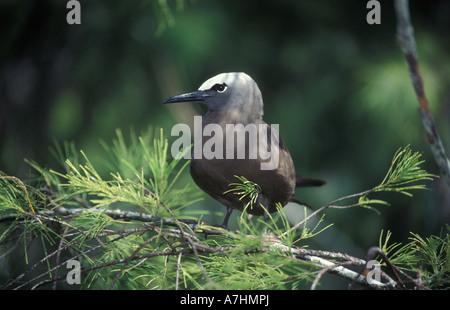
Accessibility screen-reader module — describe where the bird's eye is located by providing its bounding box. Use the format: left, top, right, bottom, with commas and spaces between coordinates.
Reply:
211, 83, 228, 93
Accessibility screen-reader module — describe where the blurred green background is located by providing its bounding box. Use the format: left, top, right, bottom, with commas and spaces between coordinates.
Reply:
1, 0, 449, 285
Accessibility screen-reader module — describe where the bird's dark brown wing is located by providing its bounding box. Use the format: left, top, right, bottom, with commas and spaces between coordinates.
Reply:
189, 118, 297, 216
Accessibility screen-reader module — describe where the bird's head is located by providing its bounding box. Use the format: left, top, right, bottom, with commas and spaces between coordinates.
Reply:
162, 72, 264, 119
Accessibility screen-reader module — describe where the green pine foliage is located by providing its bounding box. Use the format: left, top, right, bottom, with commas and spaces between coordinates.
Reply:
0, 129, 448, 290
378, 228, 449, 289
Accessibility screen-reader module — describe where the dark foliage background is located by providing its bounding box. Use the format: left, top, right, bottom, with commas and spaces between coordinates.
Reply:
1, 0, 449, 288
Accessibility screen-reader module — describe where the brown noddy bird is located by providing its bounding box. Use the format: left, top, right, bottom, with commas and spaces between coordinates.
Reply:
163, 72, 324, 228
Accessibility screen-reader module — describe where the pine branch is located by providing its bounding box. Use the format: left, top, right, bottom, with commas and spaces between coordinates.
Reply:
0, 191, 402, 290
0, 128, 441, 290
282, 146, 436, 237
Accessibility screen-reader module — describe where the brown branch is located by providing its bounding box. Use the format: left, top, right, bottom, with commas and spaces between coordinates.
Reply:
394, 0, 450, 186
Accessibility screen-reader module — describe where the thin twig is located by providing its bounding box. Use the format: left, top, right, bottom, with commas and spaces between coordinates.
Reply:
175, 252, 182, 290
394, 0, 450, 186
109, 234, 159, 290
52, 221, 72, 290
281, 188, 374, 238
185, 235, 220, 289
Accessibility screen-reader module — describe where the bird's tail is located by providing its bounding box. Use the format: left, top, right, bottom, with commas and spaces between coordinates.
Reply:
295, 175, 325, 188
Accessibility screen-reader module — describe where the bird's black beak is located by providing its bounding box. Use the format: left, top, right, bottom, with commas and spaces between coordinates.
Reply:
162, 90, 210, 104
